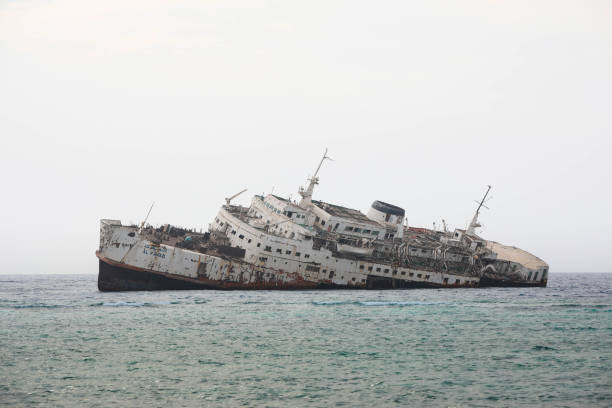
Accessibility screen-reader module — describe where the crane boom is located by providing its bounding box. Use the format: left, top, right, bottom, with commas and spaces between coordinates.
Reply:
225, 188, 248, 205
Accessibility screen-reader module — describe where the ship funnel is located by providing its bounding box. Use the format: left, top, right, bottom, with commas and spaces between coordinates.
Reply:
367, 201, 405, 225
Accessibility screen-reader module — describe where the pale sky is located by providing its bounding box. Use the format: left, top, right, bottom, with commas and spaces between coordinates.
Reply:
1, 0, 611, 274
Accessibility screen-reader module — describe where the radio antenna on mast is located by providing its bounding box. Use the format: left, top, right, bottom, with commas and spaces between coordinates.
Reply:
298, 148, 333, 207
139, 201, 155, 232
467, 185, 492, 236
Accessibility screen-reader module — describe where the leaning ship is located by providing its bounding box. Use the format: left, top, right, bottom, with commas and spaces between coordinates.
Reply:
97, 151, 549, 291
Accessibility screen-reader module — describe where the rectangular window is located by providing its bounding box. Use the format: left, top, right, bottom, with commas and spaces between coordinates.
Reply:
425, 275, 430, 279
257, 243, 261, 247
259, 257, 267, 262
533, 272, 539, 281
384, 269, 389, 273
443, 277, 448, 284
372, 231, 379, 235
367, 266, 373, 271
376, 267, 381, 272
456, 279, 460, 284
264, 246, 272, 252
238, 234, 244, 239
304, 254, 310, 258
285, 250, 291, 255
417, 273, 422, 278
345, 226, 353, 231
359, 265, 364, 269
392, 270, 397, 275
321, 220, 325, 226
231, 230, 236, 235
363, 229, 370, 234
401, 271, 406, 275
295, 252, 301, 257
276, 248, 282, 253
354, 228, 362, 233
409, 272, 414, 277
528, 271, 532, 280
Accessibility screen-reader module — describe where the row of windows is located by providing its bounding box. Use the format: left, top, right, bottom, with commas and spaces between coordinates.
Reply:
249, 263, 452, 286
344, 226, 379, 235
356, 264, 431, 279
256, 256, 437, 284
264, 201, 282, 214
264, 201, 306, 219
263, 246, 310, 258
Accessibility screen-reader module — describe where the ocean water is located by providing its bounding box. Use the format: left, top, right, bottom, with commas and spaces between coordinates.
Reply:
0, 274, 610, 407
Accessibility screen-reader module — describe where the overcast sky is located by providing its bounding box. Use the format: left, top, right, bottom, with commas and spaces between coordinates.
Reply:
1, 0, 611, 274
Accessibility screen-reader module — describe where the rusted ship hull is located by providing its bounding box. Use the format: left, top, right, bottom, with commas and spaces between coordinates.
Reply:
97, 257, 464, 292
98, 255, 327, 291
99, 255, 541, 291
98, 259, 217, 291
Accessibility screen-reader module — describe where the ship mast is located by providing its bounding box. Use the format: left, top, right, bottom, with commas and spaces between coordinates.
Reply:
298, 148, 332, 207
466, 185, 491, 236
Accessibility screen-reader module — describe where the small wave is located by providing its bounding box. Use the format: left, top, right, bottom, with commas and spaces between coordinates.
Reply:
312, 300, 351, 306
89, 300, 180, 307
533, 345, 557, 351
552, 304, 610, 309
9, 304, 70, 309
101, 301, 146, 307
312, 300, 443, 307
198, 360, 225, 366
358, 301, 440, 307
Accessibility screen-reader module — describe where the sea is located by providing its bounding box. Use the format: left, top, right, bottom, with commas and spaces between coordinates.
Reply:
1, 273, 610, 407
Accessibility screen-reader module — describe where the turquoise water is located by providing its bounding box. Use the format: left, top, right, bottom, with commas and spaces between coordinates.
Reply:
1, 274, 610, 407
